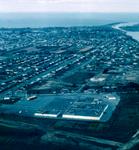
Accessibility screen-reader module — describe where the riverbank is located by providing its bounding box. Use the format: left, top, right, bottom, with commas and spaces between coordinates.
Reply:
112, 22, 139, 42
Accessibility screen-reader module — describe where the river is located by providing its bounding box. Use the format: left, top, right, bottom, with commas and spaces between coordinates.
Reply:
113, 22, 139, 42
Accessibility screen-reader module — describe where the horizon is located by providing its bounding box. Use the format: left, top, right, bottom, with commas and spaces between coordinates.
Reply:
0, 12, 139, 28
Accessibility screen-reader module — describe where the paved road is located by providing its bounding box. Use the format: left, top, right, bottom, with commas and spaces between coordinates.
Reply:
42, 129, 124, 148
118, 129, 139, 150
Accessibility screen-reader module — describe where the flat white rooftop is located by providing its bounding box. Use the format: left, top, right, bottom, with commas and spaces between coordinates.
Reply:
34, 113, 57, 118
62, 105, 108, 121
1, 93, 120, 122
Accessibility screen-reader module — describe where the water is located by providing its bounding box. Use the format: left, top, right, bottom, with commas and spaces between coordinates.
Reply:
0, 13, 139, 28
113, 22, 139, 42
127, 32, 139, 41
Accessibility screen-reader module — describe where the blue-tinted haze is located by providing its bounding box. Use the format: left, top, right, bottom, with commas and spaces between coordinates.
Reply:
0, 13, 139, 28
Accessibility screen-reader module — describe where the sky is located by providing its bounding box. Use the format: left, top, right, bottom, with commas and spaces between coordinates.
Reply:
0, 0, 139, 13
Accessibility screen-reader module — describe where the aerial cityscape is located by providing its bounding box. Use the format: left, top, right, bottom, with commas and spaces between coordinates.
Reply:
0, 0, 139, 150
